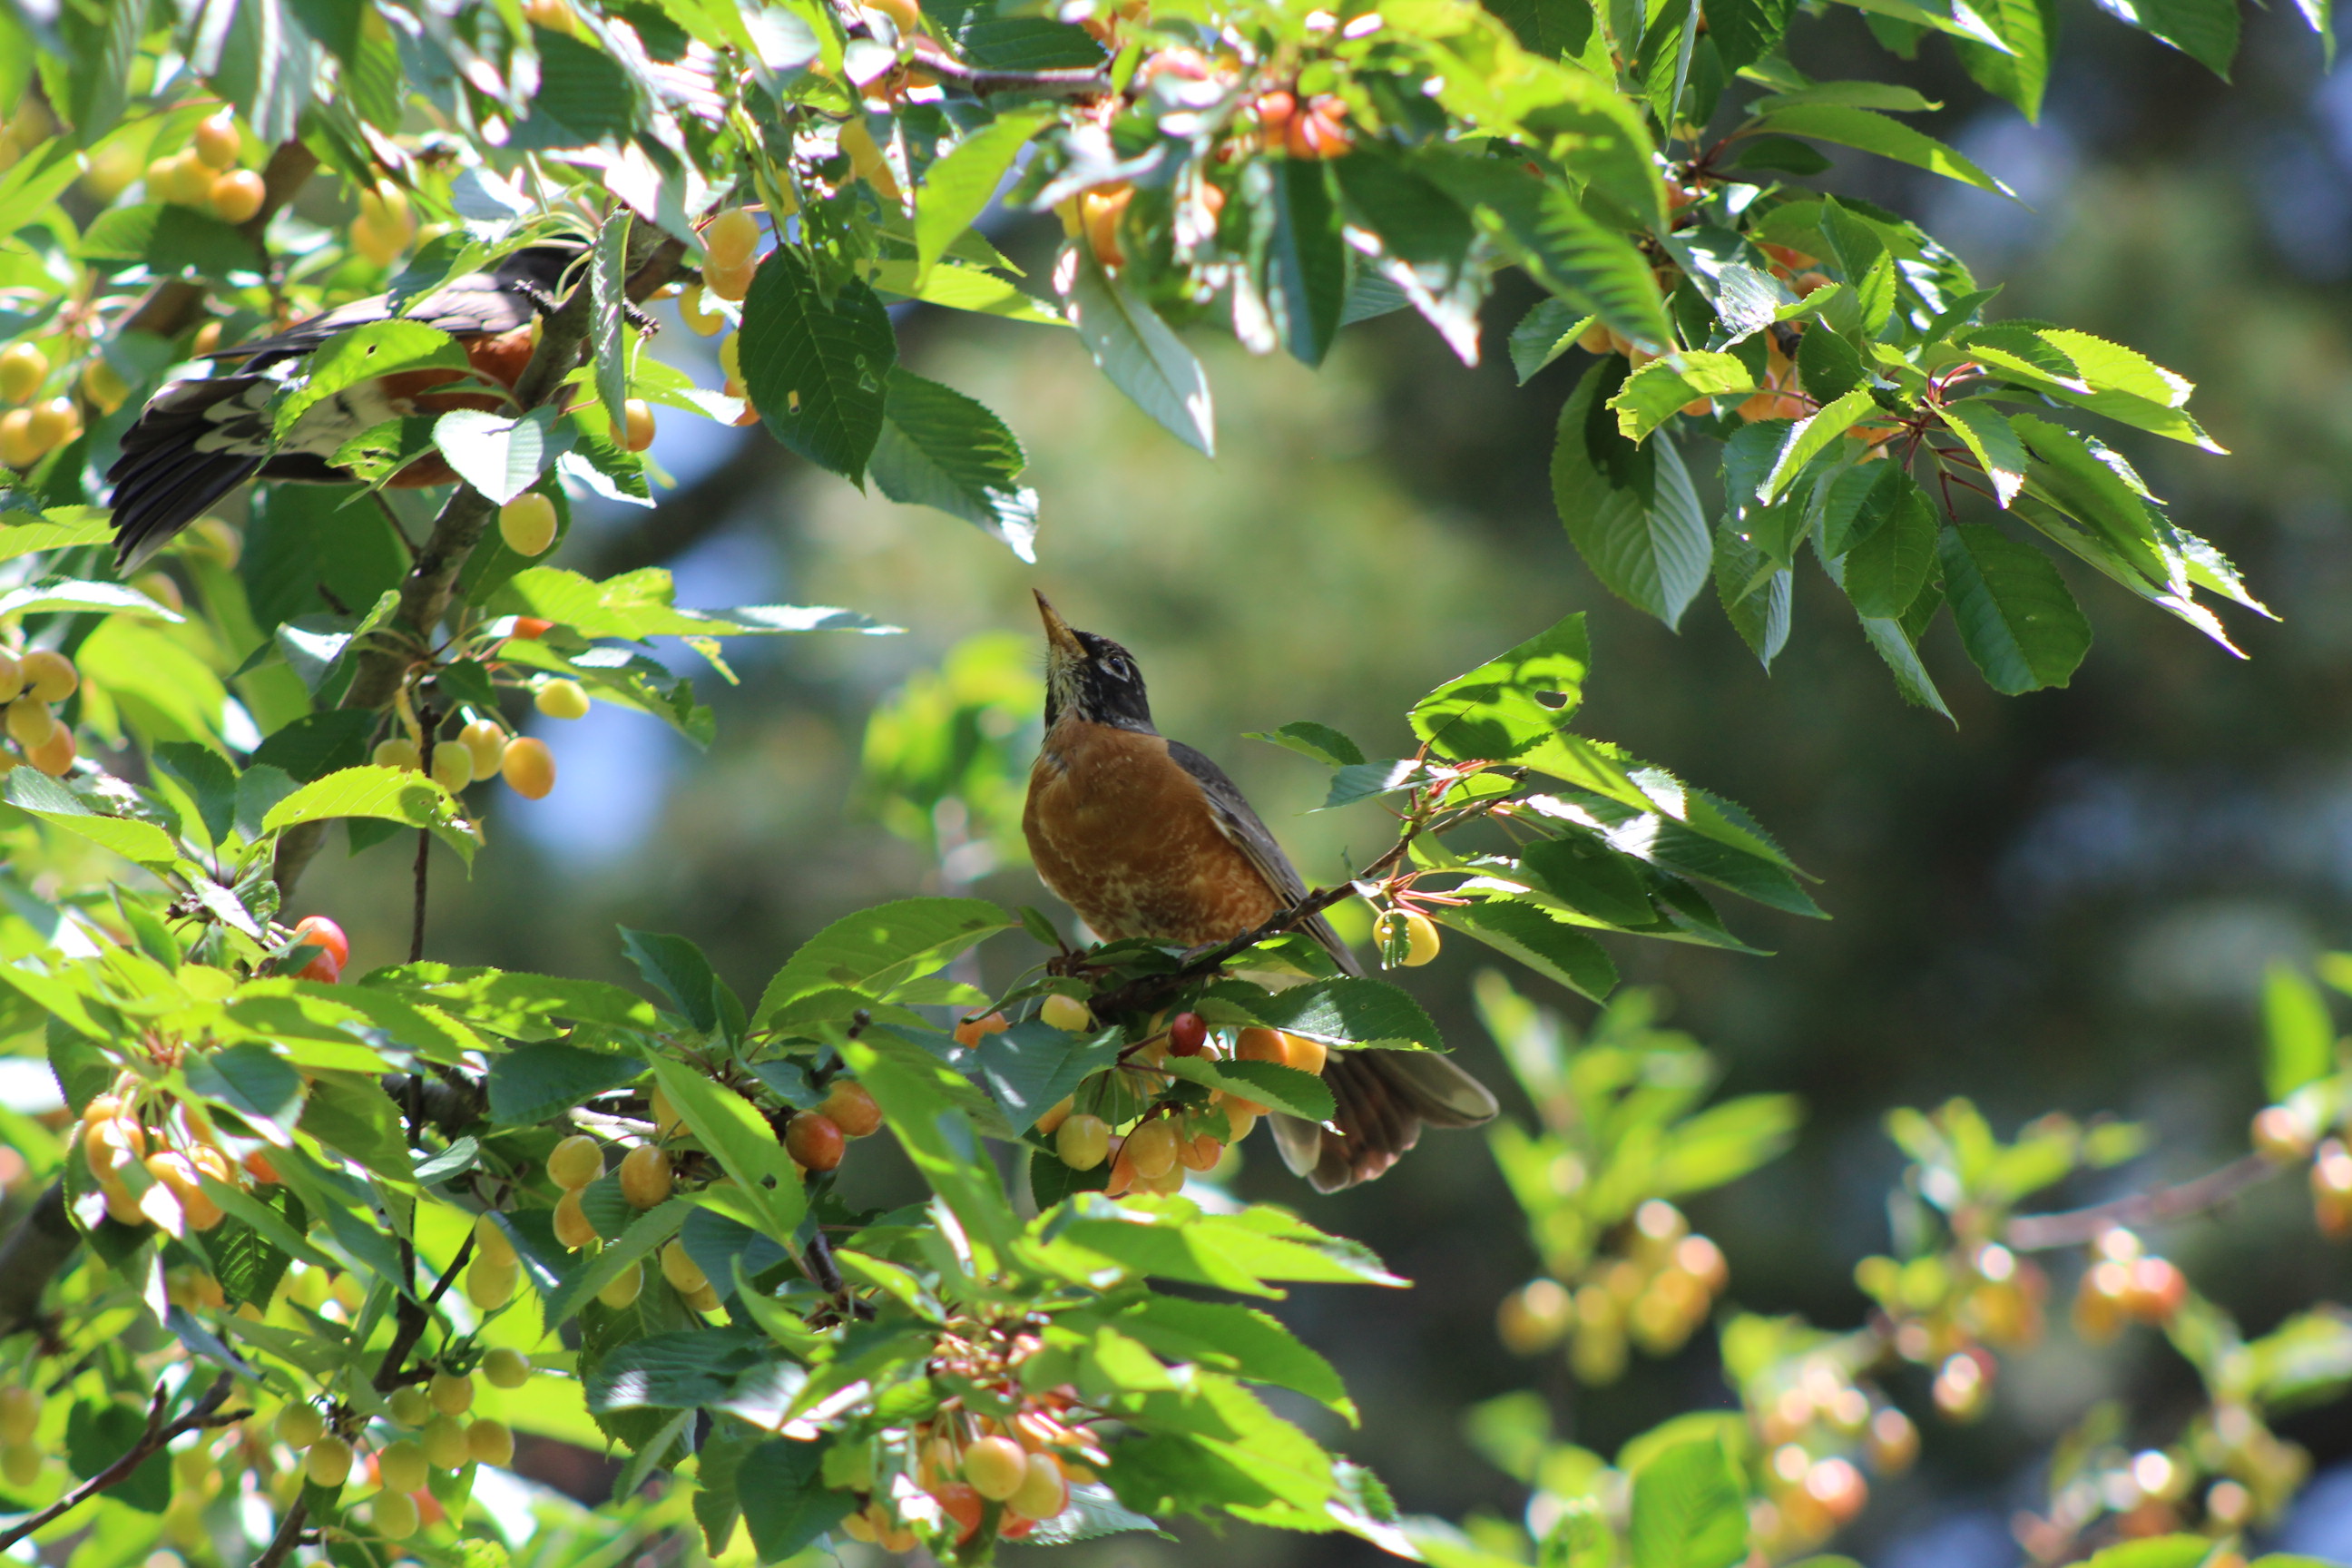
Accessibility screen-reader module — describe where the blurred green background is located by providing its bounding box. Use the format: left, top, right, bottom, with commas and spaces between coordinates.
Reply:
301, 8, 2352, 1563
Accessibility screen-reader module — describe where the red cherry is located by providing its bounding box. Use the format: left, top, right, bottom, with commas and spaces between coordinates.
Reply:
785, 1112, 846, 1172
294, 950, 341, 984
509, 616, 554, 641
290, 915, 350, 970
1168, 1012, 1208, 1056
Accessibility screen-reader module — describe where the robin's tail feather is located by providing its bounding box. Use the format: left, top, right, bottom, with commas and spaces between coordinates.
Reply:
105, 376, 277, 570
1270, 1047, 1498, 1192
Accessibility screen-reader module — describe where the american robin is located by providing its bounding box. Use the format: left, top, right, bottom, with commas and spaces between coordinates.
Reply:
105, 242, 585, 570
1023, 591, 1496, 1191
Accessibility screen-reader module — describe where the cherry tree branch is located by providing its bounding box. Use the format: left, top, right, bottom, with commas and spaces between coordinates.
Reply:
0, 1375, 240, 1550
2004, 1153, 2283, 1251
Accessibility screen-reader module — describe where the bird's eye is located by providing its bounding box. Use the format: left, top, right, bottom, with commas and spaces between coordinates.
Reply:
1099, 654, 1131, 681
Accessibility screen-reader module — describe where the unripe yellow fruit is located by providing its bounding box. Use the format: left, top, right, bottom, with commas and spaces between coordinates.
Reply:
0, 408, 42, 468
501, 735, 555, 799
620, 399, 655, 452
660, 1239, 708, 1294
464, 1257, 517, 1309
598, 1259, 644, 1308
371, 1488, 419, 1539
719, 333, 741, 381
1055, 1113, 1109, 1171
210, 168, 266, 223
373, 736, 421, 771
420, 1414, 470, 1470
466, 1417, 514, 1467
703, 259, 753, 302
499, 492, 558, 556
350, 214, 406, 267
0, 1386, 33, 1444
20, 649, 73, 703
618, 1143, 672, 1209
166, 151, 217, 206
1281, 1031, 1328, 1076
0, 1442, 38, 1487
193, 113, 241, 170
963, 1435, 1028, 1501
387, 1386, 432, 1427
431, 740, 475, 791
482, 1347, 532, 1388
81, 357, 129, 413
1040, 993, 1092, 1031
305, 1435, 354, 1488
0, 343, 43, 404
680, 284, 723, 336
377, 1438, 428, 1494
548, 1133, 603, 1190
553, 1188, 597, 1250
459, 719, 508, 778
703, 208, 760, 270
474, 1211, 518, 1266
1125, 1118, 1178, 1180
1375, 909, 1442, 967
26, 396, 74, 449
274, 1404, 326, 1448
428, 1370, 475, 1416
534, 678, 590, 720
1011, 1450, 1069, 1520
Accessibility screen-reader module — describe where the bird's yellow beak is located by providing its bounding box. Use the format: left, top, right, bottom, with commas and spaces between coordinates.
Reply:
1034, 590, 1083, 659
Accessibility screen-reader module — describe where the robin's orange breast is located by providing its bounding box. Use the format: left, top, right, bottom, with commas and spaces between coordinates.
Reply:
1024, 719, 1288, 946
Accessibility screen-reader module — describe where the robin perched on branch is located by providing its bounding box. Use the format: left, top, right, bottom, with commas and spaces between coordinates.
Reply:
104, 242, 587, 571
1023, 591, 1496, 1191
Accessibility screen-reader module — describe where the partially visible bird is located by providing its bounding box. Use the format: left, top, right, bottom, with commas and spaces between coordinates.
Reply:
104, 242, 585, 570
1022, 591, 1496, 1191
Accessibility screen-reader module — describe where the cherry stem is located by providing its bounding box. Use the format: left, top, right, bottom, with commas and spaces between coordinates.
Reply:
2004, 1152, 2283, 1251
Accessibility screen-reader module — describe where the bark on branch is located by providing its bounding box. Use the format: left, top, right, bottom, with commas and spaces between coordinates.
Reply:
0, 1375, 240, 1550
2004, 1152, 2285, 1251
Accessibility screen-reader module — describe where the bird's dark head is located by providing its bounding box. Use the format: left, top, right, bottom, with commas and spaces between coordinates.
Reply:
1035, 592, 1154, 734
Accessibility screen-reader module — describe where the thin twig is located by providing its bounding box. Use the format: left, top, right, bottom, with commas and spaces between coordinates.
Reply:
2004, 1153, 2284, 1251
410, 826, 430, 965
252, 1498, 309, 1568
0, 1376, 238, 1549
372, 1231, 477, 1394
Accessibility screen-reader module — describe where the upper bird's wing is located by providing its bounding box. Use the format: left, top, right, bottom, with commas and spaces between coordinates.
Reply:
104, 376, 277, 567
1165, 740, 1361, 978
209, 245, 582, 365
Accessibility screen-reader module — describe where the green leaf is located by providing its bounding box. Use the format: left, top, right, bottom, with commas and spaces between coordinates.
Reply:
1712, 524, 1791, 670
1955, 0, 2056, 117
485, 1040, 642, 1124
1628, 1437, 1749, 1568
1710, 0, 1798, 67
1520, 834, 1656, 926
0, 576, 183, 621
916, 110, 1054, 279
592, 210, 632, 437
869, 368, 1038, 561
276, 321, 470, 437
867, 260, 1066, 327
1608, 352, 1754, 443
2263, 963, 2335, 1101
643, 1054, 804, 1242
739, 246, 897, 483
1796, 324, 1865, 404
298, 1073, 411, 1178
1066, 248, 1215, 456
4, 769, 181, 869
1510, 299, 1592, 384
1269, 158, 1349, 368
754, 897, 1014, 1023
1247, 720, 1367, 768
544, 1200, 689, 1328
260, 766, 479, 863
619, 926, 726, 1032
1553, 360, 1710, 628
1842, 482, 1937, 617
1410, 612, 1591, 761
432, 407, 573, 506
1749, 104, 2016, 195
1759, 387, 1877, 503
0, 137, 86, 239
1161, 1054, 1338, 1122
841, 1031, 1016, 1257
366, 964, 664, 1032
1940, 400, 2026, 506
975, 1021, 1124, 1128
1118, 1295, 1356, 1418
1331, 150, 1489, 363
1652, 1094, 1803, 1192
1217, 976, 1445, 1050
1936, 524, 2092, 693
2107, 0, 2239, 75
1428, 152, 1673, 351
737, 1438, 855, 1561
1441, 899, 1617, 1001
2081, 1540, 2222, 1568
183, 1042, 307, 1142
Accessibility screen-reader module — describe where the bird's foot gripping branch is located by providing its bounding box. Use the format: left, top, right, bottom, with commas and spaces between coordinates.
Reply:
0, 615, 1813, 1563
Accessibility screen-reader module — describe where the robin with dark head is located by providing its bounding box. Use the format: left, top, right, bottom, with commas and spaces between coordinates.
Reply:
105, 242, 586, 571
1023, 592, 1496, 1191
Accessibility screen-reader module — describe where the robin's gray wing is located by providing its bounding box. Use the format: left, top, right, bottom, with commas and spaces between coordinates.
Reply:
210, 245, 583, 366
1165, 740, 1361, 978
